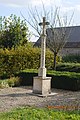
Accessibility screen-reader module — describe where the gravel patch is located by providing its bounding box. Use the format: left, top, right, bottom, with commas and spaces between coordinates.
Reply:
0, 86, 80, 112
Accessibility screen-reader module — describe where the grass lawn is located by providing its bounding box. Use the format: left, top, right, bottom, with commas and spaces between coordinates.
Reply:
0, 107, 80, 120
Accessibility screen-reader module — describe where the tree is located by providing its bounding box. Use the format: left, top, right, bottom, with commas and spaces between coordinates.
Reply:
0, 14, 30, 49
46, 8, 73, 70
22, 6, 73, 70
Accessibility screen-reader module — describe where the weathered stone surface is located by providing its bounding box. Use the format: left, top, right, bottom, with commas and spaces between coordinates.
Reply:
33, 76, 51, 96
38, 67, 46, 78
33, 17, 51, 96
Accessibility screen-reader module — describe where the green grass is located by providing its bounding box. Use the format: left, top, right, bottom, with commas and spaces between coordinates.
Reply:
0, 107, 80, 120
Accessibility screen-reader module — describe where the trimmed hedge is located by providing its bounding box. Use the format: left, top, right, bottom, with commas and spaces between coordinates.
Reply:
0, 47, 61, 78
62, 54, 80, 63
48, 71, 80, 91
16, 69, 80, 91
56, 63, 80, 73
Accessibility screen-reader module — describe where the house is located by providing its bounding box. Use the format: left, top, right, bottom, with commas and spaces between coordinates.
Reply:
60, 26, 80, 56
34, 26, 80, 56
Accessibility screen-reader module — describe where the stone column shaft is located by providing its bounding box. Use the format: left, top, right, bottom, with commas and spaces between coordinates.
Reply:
38, 17, 46, 78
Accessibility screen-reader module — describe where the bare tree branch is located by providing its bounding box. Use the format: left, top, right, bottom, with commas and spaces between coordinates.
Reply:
21, 4, 73, 70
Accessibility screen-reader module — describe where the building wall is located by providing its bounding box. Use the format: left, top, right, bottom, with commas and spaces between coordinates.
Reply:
59, 48, 80, 56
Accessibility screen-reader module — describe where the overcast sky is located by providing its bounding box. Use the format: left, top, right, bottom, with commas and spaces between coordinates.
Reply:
0, 0, 80, 41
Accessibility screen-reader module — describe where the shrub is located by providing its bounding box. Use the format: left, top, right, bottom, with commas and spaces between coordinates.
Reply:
7, 77, 20, 87
17, 69, 80, 91
0, 47, 61, 77
62, 54, 80, 63
0, 80, 9, 88
48, 71, 80, 91
0, 77, 20, 88
56, 63, 80, 73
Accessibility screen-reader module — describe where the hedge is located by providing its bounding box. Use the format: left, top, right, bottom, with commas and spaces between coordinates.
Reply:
62, 54, 80, 63
0, 47, 61, 78
16, 69, 80, 91
48, 71, 80, 91
56, 63, 80, 73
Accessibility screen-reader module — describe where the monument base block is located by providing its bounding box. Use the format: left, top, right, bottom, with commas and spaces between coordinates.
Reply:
33, 76, 51, 96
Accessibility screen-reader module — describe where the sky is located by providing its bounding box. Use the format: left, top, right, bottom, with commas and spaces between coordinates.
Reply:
0, 0, 80, 41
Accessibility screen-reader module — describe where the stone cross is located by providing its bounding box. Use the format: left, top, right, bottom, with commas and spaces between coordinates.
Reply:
33, 17, 51, 96
38, 17, 49, 78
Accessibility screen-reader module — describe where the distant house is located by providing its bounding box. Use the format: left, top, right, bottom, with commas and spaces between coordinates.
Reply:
34, 26, 80, 56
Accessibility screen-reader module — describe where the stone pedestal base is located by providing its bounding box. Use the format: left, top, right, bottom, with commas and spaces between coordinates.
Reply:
33, 76, 51, 96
